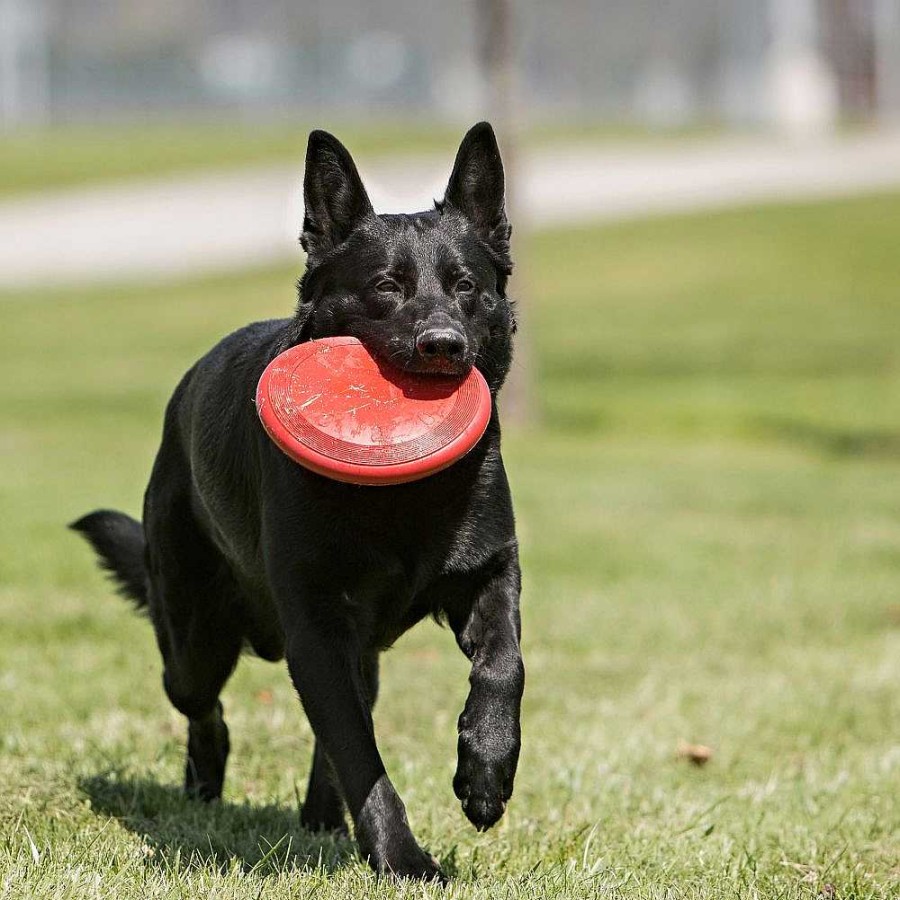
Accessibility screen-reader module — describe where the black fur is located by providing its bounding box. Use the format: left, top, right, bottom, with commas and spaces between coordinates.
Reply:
72, 122, 524, 881
70, 510, 148, 607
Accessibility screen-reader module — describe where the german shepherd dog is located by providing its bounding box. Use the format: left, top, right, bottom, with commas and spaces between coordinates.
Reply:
72, 122, 523, 881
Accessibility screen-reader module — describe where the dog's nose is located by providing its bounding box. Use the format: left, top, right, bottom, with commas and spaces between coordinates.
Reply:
416, 328, 467, 363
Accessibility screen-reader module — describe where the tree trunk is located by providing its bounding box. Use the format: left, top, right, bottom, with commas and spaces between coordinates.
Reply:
476, 0, 535, 426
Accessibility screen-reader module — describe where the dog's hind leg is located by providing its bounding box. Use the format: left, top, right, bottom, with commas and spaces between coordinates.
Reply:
157, 588, 244, 801
146, 496, 244, 802
300, 652, 379, 834
156, 582, 244, 801
300, 741, 345, 833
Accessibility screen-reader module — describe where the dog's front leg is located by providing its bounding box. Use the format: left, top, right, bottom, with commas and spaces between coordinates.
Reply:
282, 602, 443, 881
448, 546, 525, 830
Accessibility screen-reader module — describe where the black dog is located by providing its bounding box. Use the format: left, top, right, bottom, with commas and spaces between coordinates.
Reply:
72, 122, 523, 881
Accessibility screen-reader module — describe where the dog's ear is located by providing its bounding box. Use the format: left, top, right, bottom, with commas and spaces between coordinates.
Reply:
302, 130, 373, 263
442, 122, 511, 261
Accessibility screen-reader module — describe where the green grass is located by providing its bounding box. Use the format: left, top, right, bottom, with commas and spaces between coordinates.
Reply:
0, 120, 461, 197
0, 119, 713, 198
2, 192, 900, 898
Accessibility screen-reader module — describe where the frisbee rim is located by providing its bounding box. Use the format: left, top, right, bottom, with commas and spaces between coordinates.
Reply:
255, 337, 492, 485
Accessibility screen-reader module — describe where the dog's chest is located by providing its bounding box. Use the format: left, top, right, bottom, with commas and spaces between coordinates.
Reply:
325, 492, 493, 646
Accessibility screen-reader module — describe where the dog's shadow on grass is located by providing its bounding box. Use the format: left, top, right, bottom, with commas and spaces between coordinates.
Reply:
79, 772, 356, 877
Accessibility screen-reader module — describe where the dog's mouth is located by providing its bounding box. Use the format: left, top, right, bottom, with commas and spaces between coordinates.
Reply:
365, 339, 474, 378
401, 356, 473, 377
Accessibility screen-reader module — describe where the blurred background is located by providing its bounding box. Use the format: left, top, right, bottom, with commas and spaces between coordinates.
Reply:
2, 0, 900, 286
3, 0, 900, 129
2, 3, 900, 898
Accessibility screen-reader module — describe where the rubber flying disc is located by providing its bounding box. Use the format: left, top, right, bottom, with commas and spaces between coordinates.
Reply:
255, 336, 492, 485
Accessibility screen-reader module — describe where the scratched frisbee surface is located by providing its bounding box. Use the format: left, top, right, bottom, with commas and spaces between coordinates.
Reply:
255, 336, 492, 485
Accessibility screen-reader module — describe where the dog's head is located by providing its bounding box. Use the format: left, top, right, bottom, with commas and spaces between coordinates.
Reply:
293, 122, 515, 392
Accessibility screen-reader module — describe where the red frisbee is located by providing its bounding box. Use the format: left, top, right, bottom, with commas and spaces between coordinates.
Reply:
255, 337, 492, 485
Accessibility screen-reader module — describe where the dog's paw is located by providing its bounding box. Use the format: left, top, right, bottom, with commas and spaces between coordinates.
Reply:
184, 714, 229, 802
355, 774, 447, 882
459, 791, 507, 832
454, 724, 518, 831
369, 842, 446, 883
358, 825, 445, 882
300, 806, 349, 837
300, 777, 348, 836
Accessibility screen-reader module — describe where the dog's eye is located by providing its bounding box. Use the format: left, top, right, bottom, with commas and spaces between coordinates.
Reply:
375, 279, 400, 294
456, 278, 475, 294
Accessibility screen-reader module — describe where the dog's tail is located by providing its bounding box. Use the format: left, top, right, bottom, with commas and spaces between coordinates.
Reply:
69, 509, 149, 609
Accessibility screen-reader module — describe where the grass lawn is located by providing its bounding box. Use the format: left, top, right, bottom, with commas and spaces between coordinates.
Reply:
0, 121, 457, 198
0, 119, 712, 198
1, 193, 899, 898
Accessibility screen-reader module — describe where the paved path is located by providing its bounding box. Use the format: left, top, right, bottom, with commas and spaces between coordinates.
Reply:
1, 131, 899, 287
